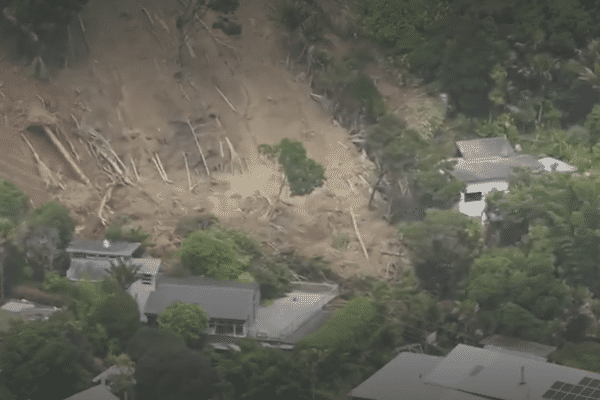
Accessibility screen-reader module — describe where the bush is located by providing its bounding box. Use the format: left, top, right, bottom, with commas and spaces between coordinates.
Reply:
105, 215, 152, 257
42, 271, 74, 295
0, 179, 29, 226
26, 201, 76, 249
10, 284, 69, 307
174, 215, 219, 238
331, 233, 351, 250
296, 297, 377, 350
207, 0, 239, 14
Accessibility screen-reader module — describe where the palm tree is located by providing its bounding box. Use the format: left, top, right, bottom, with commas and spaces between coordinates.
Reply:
108, 257, 141, 291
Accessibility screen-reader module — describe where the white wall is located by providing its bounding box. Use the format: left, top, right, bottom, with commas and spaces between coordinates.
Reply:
458, 180, 509, 218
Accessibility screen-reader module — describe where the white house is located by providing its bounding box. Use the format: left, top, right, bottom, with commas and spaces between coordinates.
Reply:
448, 136, 576, 222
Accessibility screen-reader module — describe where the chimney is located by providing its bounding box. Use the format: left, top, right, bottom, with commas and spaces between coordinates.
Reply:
519, 366, 526, 385
103, 239, 110, 248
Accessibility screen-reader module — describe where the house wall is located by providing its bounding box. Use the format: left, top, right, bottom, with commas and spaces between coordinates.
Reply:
458, 180, 509, 218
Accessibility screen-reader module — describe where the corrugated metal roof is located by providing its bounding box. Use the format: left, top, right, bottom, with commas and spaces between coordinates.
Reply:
480, 334, 557, 359
63, 384, 119, 400
67, 259, 113, 281
144, 277, 258, 321
456, 136, 516, 159
423, 344, 600, 400
349, 352, 480, 400
450, 154, 544, 183
66, 239, 141, 257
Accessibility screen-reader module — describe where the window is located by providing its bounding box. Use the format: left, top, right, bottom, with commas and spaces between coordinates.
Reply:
464, 192, 483, 202
235, 324, 245, 336
216, 322, 234, 335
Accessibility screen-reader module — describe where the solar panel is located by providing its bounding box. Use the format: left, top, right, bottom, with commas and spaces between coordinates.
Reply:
582, 388, 594, 396
563, 394, 576, 400
545, 390, 559, 399
552, 392, 566, 400
575, 396, 588, 400
592, 380, 600, 388
564, 384, 575, 392
591, 390, 600, 399
553, 382, 566, 390
581, 378, 593, 386
571, 386, 584, 394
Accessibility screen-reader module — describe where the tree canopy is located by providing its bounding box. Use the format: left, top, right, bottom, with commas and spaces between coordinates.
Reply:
258, 138, 326, 196
486, 170, 600, 298
0, 319, 99, 400
399, 209, 483, 299
157, 301, 209, 347
177, 227, 251, 279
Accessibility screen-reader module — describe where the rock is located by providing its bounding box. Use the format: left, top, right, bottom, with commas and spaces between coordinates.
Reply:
27, 105, 57, 126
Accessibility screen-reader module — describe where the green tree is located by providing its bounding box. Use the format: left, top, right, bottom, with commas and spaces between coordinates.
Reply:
157, 302, 209, 347
178, 228, 251, 279
0, 319, 99, 400
134, 345, 217, 400
0, 179, 29, 226
465, 228, 571, 322
399, 209, 483, 299
103, 353, 136, 400
215, 339, 312, 400
25, 201, 75, 249
258, 138, 326, 198
585, 103, 600, 151
486, 171, 600, 297
105, 214, 152, 257
108, 257, 141, 291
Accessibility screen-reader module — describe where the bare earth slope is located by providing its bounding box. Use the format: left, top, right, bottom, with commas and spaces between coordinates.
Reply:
0, 0, 411, 279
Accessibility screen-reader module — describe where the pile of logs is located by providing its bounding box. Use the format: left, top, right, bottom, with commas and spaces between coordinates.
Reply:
71, 115, 135, 186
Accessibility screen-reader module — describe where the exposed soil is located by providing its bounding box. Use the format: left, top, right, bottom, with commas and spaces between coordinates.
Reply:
0, 0, 440, 280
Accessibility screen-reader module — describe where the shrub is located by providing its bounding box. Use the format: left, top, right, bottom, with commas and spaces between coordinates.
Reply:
175, 215, 219, 238
105, 215, 153, 257
207, 0, 239, 14
296, 296, 377, 350
331, 233, 351, 250
42, 271, 74, 295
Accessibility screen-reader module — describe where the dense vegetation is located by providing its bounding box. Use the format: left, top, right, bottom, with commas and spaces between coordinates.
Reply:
5, 0, 600, 399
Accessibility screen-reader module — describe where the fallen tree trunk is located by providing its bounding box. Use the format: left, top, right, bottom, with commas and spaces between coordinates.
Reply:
350, 208, 369, 260
42, 126, 90, 185
21, 134, 64, 190
98, 183, 117, 226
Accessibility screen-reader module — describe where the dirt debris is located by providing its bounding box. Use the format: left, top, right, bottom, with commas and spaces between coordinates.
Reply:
0, 0, 425, 279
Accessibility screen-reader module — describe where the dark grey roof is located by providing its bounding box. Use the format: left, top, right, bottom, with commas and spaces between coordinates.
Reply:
144, 276, 259, 321
350, 352, 483, 400
480, 334, 557, 359
66, 239, 141, 257
423, 344, 600, 400
456, 136, 515, 159
63, 384, 119, 400
450, 154, 544, 183
67, 259, 113, 281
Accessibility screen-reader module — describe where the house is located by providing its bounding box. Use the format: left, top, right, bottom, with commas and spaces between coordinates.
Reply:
66, 238, 141, 261
143, 275, 260, 338
448, 136, 576, 222
349, 343, 600, 400
62, 384, 119, 400
65, 239, 161, 284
